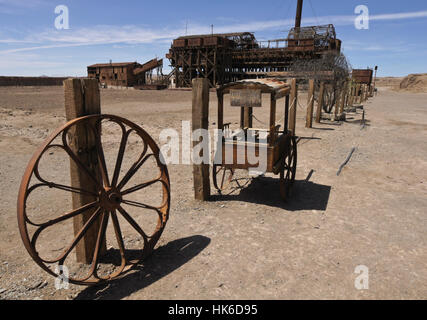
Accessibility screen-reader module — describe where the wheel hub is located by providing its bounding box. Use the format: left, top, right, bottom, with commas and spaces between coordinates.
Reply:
99, 188, 122, 210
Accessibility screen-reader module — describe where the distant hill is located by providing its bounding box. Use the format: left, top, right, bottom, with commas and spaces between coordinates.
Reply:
399, 73, 427, 93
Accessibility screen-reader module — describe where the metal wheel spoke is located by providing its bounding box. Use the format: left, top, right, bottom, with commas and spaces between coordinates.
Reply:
220, 168, 226, 189
112, 129, 132, 187
117, 153, 153, 190
61, 134, 103, 189
56, 207, 103, 263
110, 210, 127, 263
117, 205, 148, 241
92, 122, 110, 188
121, 178, 161, 196
121, 199, 161, 212
33, 201, 98, 229
90, 210, 110, 277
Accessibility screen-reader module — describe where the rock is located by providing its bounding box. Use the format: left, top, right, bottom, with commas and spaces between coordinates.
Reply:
0, 288, 6, 294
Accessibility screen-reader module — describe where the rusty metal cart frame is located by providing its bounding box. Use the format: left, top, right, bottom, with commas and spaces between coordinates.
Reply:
213, 79, 297, 201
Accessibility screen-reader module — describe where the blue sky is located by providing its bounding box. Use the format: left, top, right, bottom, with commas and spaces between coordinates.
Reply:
0, 0, 426, 77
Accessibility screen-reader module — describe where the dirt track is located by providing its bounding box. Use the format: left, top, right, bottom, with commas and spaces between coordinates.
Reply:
0, 86, 426, 300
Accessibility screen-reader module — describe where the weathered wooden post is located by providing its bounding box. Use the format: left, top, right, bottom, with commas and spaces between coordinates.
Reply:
289, 78, 298, 135
192, 78, 210, 201
243, 107, 253, 128
64, 78, 106, 264
305, 79, 315, 128
339, 82, 347, 114
355, 83, 361, 104
348, 82, 355, 107
315, 81, 325, 123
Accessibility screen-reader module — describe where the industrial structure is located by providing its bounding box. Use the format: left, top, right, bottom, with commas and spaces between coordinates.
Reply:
87, 58, 165, 89
167, 0, 342, 88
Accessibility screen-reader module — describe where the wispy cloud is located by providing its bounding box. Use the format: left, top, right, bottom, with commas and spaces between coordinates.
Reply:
1, 10, 427, 54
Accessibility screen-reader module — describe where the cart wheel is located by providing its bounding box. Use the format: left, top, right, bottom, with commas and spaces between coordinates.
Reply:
17, 114, 170, 285
280, 136, 297, 201
212, 164, 234, 193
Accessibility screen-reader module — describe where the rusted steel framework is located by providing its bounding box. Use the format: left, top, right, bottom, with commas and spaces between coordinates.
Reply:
167, 25, 341, 88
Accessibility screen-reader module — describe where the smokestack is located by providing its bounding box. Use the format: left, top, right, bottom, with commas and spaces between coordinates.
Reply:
295, 0, 303, 28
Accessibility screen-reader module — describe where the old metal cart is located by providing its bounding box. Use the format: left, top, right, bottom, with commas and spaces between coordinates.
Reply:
213, 78, 298, 201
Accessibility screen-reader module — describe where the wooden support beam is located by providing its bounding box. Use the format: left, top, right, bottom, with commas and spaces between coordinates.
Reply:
305, 79, 315, 128
192, 78, 210, 201
289, 78, 298, 135
270, 94, 277, 144
315, 81, 325, 123
64, 78, 106, 264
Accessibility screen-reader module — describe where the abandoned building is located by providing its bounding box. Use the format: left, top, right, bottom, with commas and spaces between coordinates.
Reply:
87, 58, 165, 88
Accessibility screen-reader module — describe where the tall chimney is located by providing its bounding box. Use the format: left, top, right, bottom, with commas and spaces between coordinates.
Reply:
295, 0, 303, 28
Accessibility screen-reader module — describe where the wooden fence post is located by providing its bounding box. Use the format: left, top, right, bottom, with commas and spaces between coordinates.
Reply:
315, 81, 325, 123
354, 83, 361, 104
339, 82, 347, 114
192, 78, 210, 201
305, 79, 315, 128
289, 78, 298, 135
348, 82, 355, 107
64, 78, 106, 264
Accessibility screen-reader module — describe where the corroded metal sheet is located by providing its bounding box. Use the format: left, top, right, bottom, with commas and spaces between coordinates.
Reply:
230, 89, 262, 107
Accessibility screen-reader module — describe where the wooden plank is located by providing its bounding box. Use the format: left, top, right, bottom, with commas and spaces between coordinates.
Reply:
305, 79, 315, 128
192, 78, 210, 201
289, 78, 297, 135
315, 81, 325, 123
64, 78, 105, 264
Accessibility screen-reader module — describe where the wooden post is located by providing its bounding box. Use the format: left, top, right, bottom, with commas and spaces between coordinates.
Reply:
243, 107, 253, 128
315, 81, 325, 123
64, 78, 106, 264
305, 79, 315, 128
270, 94, 277, 144
288, 78, 297, 135
192, 78, 210, 201
339, 83, 347, 114
348, 82, 355, 107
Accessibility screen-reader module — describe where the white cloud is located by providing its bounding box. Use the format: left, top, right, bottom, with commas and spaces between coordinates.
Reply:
0, 9, 426, 54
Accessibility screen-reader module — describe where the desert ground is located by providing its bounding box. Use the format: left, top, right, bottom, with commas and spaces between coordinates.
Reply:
0, 83, 426, 300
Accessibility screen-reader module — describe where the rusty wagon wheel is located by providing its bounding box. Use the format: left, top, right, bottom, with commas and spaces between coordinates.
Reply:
279, 136, 297, 201
212, 164, 234, 193
17, 114, 170, 285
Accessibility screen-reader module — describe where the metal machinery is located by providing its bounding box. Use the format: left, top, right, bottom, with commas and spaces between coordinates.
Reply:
213, 79, 297, 201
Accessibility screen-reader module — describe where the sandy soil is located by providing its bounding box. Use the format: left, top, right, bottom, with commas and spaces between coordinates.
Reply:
0, 85, 426, 300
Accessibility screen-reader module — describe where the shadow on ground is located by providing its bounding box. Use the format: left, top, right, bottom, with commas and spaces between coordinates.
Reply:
75, 235, 210, 300
210, 173, 331, 211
